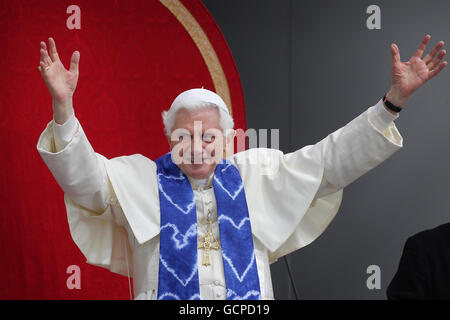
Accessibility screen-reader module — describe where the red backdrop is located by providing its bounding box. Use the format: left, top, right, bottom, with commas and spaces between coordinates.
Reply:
0, 0, 246, 299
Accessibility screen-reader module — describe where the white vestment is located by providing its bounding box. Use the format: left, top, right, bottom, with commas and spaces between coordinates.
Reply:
36, 99, 402, 299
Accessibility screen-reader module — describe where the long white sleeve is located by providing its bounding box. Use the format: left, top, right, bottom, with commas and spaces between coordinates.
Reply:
37, 117, 134, 278
52, 112, 78, 152
315, 99, 402, 197
37, 117, 112, 213
228, 100, 403, 260
368, 98, 399, 131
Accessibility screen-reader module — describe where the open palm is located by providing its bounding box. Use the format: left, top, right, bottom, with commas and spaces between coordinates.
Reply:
39, 38, 80, 104
390, 35, 447, 104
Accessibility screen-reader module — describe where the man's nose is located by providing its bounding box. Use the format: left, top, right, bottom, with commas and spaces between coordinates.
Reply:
192, 135, 204, 163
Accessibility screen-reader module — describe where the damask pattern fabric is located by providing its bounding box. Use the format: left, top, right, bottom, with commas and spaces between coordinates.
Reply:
0, 0, 246, 299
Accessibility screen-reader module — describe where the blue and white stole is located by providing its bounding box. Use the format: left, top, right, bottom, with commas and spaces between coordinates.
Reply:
155, 152, 261, 300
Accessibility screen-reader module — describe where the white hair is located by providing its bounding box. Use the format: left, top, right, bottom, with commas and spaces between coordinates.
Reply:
162, 102, 234, 136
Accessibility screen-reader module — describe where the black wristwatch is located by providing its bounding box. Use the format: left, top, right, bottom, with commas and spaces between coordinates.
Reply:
383, 95, 402, 113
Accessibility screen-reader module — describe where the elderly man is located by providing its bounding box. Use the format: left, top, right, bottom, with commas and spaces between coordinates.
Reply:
37, 36, 446, 300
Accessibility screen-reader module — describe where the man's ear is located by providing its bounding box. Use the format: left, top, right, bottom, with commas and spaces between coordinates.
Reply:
225, 129, 236, 145
224, 129, 236, 157
166, 134, 172, 150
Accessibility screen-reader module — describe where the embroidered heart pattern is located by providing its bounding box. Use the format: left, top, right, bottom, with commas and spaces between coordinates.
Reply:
156, 153, 260, 300
158, 173, 196, 215
214, 176, 243, 200
159, 223, 199, 289
159, 255, 198, 287
160, 223, 197, 250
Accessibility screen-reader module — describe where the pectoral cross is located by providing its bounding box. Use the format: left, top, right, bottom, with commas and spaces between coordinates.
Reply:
198, 218, 220, 266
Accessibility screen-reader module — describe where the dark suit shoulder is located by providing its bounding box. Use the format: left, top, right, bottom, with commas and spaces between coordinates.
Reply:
387, 222, 450, 300
408, 222, 450, 248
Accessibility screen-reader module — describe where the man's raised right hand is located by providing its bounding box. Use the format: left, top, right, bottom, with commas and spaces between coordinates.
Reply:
38, 37, 80, 124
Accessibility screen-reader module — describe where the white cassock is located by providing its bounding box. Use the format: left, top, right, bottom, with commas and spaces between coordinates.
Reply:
37, 99, 402, 300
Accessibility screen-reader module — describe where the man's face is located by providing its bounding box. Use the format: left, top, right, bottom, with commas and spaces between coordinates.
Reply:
167, 107, 230, 179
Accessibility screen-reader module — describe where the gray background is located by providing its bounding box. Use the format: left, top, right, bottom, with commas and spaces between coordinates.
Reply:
203, 0, 450, 299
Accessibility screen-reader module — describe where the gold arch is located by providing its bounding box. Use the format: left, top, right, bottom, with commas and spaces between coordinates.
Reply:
159, 0, 233, 115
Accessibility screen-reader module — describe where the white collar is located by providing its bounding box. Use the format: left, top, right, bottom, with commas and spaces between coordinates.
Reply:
187, 173, 214, 190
